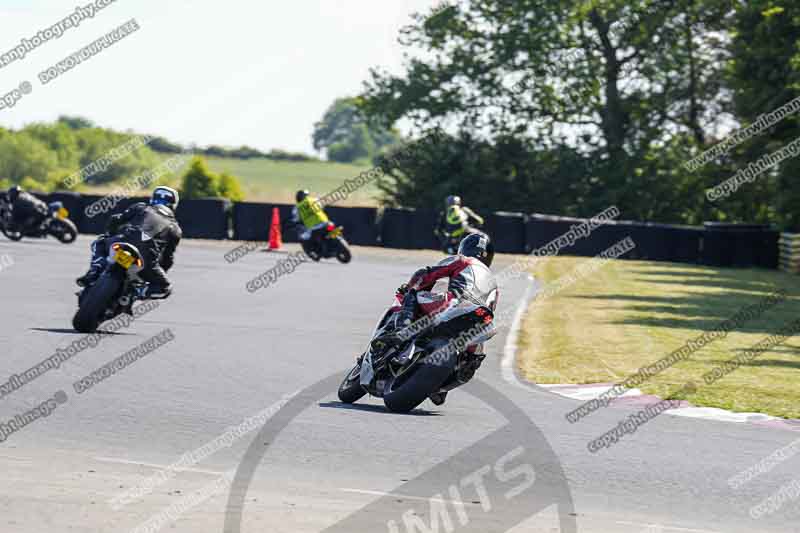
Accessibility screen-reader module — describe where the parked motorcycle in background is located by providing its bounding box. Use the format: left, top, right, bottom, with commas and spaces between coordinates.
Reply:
0, 199, 77, 243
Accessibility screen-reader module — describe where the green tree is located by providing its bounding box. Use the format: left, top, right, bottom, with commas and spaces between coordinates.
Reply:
360, 0, 734, 221
181, 156, 219, 199
180, 157, 246, 201
58, 115, 95, 130
313, 97, 401, 163
726, 2, 800, 229
218, 172, 245, 201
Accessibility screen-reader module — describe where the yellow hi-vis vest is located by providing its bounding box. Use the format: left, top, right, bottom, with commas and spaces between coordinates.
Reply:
297, 196, 329, 228
445, 205, 469, 236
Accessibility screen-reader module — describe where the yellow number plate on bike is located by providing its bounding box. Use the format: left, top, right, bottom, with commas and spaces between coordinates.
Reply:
115, 250, 135, 269
57, 207, 69, 219
330, 227, 343, 238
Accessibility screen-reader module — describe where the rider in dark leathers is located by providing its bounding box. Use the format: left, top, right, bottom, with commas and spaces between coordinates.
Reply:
5, 186, 49, 233
76, 187, 182, 298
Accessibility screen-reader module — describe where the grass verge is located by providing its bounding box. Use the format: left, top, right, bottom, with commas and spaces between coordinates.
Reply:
518, 256, 800, 419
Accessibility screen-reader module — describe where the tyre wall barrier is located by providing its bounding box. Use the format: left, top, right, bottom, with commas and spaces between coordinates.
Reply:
325, 206, 378, 246
485, 212, 526, 254
526, 214, 633, 258
525, 215, 702, 263
232, 202, 296, 243
77, 195, 149, 235
702, 223, 778, 268
42, 191, 778, 268
378, 207, 438, 249
175, 198, 231, 239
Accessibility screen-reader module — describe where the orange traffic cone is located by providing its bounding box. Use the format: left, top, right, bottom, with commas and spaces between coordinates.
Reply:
269, 207, 283, 250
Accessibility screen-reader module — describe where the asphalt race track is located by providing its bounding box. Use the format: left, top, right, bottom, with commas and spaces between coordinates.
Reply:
0, 236, 797, 533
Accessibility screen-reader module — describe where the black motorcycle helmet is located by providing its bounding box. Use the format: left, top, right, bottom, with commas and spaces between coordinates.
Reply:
446, 195, 461, 207
8, 185, 22, 202
458, 232, 494, 267
296, 189, 309, 203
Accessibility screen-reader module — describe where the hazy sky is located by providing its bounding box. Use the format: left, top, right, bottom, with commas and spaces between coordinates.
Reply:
0, 0, 441, 154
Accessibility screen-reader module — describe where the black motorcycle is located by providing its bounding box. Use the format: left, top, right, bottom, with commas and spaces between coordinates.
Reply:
0, 199, 78, 243
72, 241, 165, 333
338, 297, 496, 413
301, 222, 352, 263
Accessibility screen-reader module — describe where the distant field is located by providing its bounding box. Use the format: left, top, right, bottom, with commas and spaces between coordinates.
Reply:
518, 256, 800, 419
204, 157, 379, 205
79, 155, 380, 206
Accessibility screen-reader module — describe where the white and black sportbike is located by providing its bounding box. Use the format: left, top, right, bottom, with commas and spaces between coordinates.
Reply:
338, 233, 499, 413
338, 294, 496, 413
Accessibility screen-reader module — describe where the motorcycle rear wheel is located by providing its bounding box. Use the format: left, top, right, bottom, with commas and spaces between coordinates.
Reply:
383, 353, 455, 413
72, 274, 121, 333
49, 218, 78, 243
301, 241, 321, 261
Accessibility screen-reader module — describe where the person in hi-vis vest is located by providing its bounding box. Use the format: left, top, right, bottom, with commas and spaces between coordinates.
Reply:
435, 195, 484, 241
291, 190, 330, 243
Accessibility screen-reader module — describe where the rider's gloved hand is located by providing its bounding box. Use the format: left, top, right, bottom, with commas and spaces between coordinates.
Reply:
396, 283, 410, 296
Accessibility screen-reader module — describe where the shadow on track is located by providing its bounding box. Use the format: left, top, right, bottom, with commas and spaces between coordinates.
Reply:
318, 401, 442, 416
29, 327, 133, 336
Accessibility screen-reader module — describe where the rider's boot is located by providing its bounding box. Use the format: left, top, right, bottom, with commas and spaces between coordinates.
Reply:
76, 260, 105, 287
136, 283, 172, 300
371, 291, 417, 352
429, 391, 448, 406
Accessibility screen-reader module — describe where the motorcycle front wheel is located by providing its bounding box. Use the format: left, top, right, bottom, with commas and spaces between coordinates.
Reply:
335, 237, 352, 264
337, 362, 367, 404
1, 224, 23, 241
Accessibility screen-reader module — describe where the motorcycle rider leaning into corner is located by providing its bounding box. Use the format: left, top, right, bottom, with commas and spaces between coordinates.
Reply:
291, 189, 330, 244
372, 232, 498, 405
5, 185, 49, 233
76, 186, 182, 300
435, 195, 485, 242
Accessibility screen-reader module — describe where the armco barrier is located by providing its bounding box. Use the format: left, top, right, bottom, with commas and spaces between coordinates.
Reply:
175, 198, 230, 239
